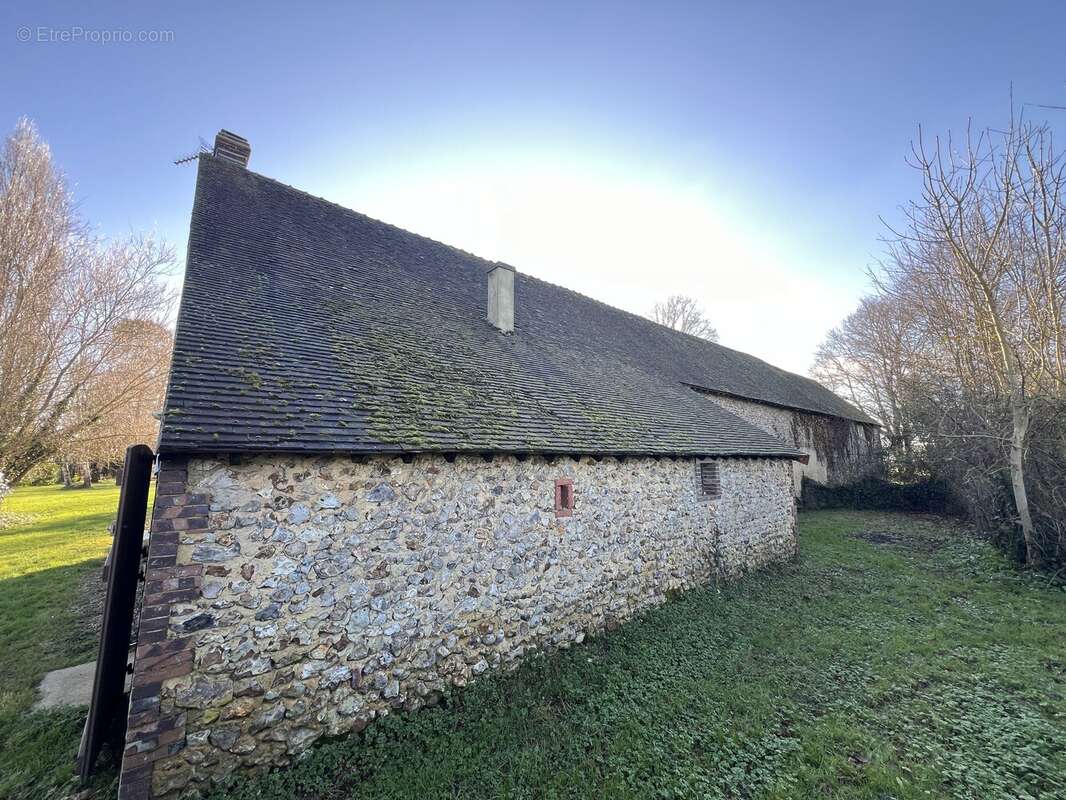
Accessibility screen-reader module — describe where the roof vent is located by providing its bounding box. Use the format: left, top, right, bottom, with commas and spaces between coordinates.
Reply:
213, 130, 251, 167
487, 262, 515, 333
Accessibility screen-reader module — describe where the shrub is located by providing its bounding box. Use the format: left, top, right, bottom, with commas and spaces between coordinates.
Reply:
800, 476, 961, 516
22, 462, 61, 486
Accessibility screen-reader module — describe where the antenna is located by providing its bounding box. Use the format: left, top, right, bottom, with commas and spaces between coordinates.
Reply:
173, 136, 212, 166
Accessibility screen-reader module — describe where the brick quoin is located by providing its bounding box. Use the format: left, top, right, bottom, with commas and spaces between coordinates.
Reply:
118, 457, 204, 800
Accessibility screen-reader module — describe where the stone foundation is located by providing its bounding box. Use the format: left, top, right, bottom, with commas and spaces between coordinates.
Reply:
119, 453, 796, 798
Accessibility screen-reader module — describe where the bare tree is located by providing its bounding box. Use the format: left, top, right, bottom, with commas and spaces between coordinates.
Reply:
650, 295, 720, 342
812, 296, 923, 466
59, 320, 173, 479
881, 121, 1066, 564
0, 119, 174, 484
816, 117, 1066, 566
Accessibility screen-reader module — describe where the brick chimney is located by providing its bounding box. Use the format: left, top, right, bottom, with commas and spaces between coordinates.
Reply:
213, 130, 250, 167
487, 262, 515, 333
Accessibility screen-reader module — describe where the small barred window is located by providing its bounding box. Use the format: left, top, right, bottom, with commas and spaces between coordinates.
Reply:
697, 461, 720, 499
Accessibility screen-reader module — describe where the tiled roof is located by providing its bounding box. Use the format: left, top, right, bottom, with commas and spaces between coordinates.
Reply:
159, 156, 870, 457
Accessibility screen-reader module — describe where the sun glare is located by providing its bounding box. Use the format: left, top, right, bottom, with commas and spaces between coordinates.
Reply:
328, 152, 855, 373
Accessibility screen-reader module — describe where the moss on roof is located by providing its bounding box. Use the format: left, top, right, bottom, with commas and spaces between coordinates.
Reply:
159, 156, 867, 457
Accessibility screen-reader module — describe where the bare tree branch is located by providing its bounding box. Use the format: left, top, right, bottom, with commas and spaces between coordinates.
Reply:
0, 119, 175, 486
649, 295, 719, 342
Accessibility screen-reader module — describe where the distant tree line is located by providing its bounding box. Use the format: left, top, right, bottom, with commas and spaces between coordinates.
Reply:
0, 119, 174, 494
814, 118, 1066, 569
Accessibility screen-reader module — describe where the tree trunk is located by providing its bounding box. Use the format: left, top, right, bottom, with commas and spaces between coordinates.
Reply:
61, 462, 73, 488
973, 274, 1038, 567
81, 463, 93, 489
1008, 396, 1037, 565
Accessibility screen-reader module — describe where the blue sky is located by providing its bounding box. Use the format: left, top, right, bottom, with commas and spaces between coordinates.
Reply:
2, 0, 1064, 373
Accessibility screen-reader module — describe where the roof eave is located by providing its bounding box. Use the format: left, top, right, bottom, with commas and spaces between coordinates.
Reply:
156, 441, 803, 461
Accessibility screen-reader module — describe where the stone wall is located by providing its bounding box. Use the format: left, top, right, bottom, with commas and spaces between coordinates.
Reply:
119, 453, 796, 798
705, 395, 880, 495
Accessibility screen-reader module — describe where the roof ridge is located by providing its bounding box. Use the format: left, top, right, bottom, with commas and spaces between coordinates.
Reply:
212, 155, 500, 270
518, 270, 805, 373
200, 156, 874, 426
506, 273, 871, 422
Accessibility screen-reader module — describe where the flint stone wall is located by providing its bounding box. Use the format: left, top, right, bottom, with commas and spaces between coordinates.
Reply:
705, 395, 881, 495
123, 453, 796, 797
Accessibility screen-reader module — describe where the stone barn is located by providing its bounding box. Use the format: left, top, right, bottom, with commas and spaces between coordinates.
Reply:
118, 132, 878, 798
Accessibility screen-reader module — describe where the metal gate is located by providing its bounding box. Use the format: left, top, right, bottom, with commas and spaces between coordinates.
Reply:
77, 444, 154, 782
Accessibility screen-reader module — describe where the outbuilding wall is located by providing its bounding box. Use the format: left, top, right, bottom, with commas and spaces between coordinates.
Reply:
705, 395, 881, 495
119, 453, 796, 798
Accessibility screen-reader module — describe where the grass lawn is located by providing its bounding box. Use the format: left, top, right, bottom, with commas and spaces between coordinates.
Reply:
1, 496, 1064, 800
208, 512, 1066, 800
0, 483, 123, 800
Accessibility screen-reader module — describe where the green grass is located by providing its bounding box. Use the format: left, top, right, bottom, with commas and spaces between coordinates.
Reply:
1, 497, 1064, 800
208, 512, 1066, 800
0, 484, 122, 800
